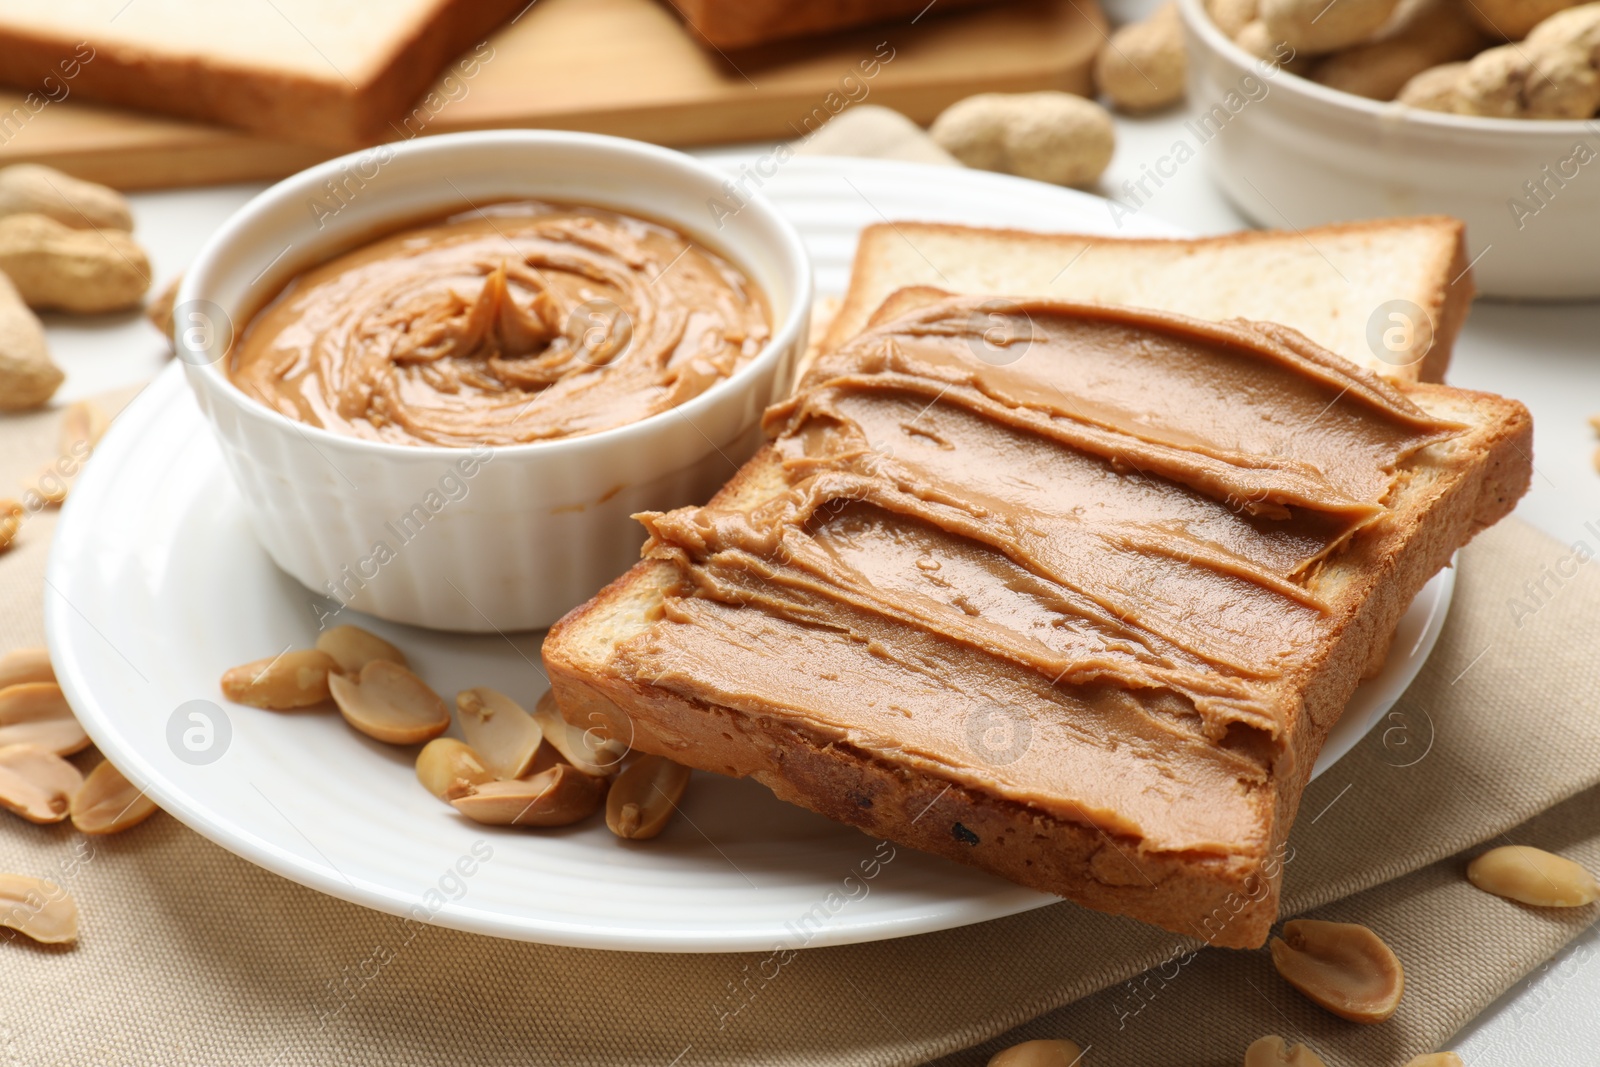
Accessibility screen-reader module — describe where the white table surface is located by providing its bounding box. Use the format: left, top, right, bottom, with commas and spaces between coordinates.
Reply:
40, 106, 1598, 1064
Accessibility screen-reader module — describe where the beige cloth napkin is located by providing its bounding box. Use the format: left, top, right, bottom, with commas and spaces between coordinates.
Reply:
5, 121, 1600, 1062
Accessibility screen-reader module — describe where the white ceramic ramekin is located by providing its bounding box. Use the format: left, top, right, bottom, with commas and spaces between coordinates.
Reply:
179, 131, 811, 632
1178, 0, 1600, 299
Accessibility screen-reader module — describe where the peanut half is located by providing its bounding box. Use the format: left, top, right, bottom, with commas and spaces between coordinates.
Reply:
1467, 845, 1599, 907
314, 624, 407, 676
0, 647, 53, 689
70, 758, 158, 835
449, 763, 607, 827
606, 754, 692, 840
415, 737, 495, 800
1244, 1036, 1327, 1067
20, 462, 70, 506
60, 399, 109, 456
454, 687, 542, 780
328, 660, 449, 745
533, 691, 627, 777
0, 682, 90, 755
0, 873, 78, 944
0, 742, 84, 823
987, 1038, 1085, 1067
1269, 919, 1405, 1023
220, 649, 337, 709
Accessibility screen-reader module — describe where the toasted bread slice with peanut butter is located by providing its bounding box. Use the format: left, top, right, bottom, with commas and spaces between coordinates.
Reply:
544, 296, 1529, 948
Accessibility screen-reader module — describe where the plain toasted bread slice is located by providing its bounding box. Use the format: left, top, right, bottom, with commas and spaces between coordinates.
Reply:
545, 299, 1530, 948
0, 0, 525, 146
821, 218, 1474, 383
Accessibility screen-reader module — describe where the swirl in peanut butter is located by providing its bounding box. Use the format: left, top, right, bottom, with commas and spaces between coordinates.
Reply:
230, 202, 770, 446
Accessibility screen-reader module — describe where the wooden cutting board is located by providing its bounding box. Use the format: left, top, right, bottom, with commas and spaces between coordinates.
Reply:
0, 0, 1105, 190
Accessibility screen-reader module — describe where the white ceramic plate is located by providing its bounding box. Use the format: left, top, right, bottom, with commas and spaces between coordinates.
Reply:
45, 157, 1452, 952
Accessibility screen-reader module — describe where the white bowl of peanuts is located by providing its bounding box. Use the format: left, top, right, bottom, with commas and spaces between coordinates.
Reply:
1178, 0, 1600, 298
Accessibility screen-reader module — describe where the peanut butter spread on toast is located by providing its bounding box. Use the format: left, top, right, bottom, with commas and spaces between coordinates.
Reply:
616, 298, 1461, 856
231, 201, 769, 446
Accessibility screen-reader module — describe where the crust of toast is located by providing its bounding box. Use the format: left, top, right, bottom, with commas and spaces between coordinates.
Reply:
544, 371, 1531, 947
0, 1, 524, 147
821, 218, 1474, 384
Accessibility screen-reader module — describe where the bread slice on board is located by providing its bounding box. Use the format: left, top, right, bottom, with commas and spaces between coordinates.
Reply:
0, 0, 526, 146
821, 218, 1474, 383
544, 297, 1530, 948
671, 0, 997, 48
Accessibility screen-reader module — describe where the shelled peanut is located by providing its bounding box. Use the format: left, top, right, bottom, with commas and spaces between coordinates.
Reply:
218, 626, 694, 839
0, 644, 159, 840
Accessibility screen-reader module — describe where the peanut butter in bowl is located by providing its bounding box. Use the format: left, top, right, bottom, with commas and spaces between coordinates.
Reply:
230, 201, 771, 447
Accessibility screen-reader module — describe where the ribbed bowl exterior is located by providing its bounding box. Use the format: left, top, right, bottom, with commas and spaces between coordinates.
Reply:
179, 131, 810, 632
